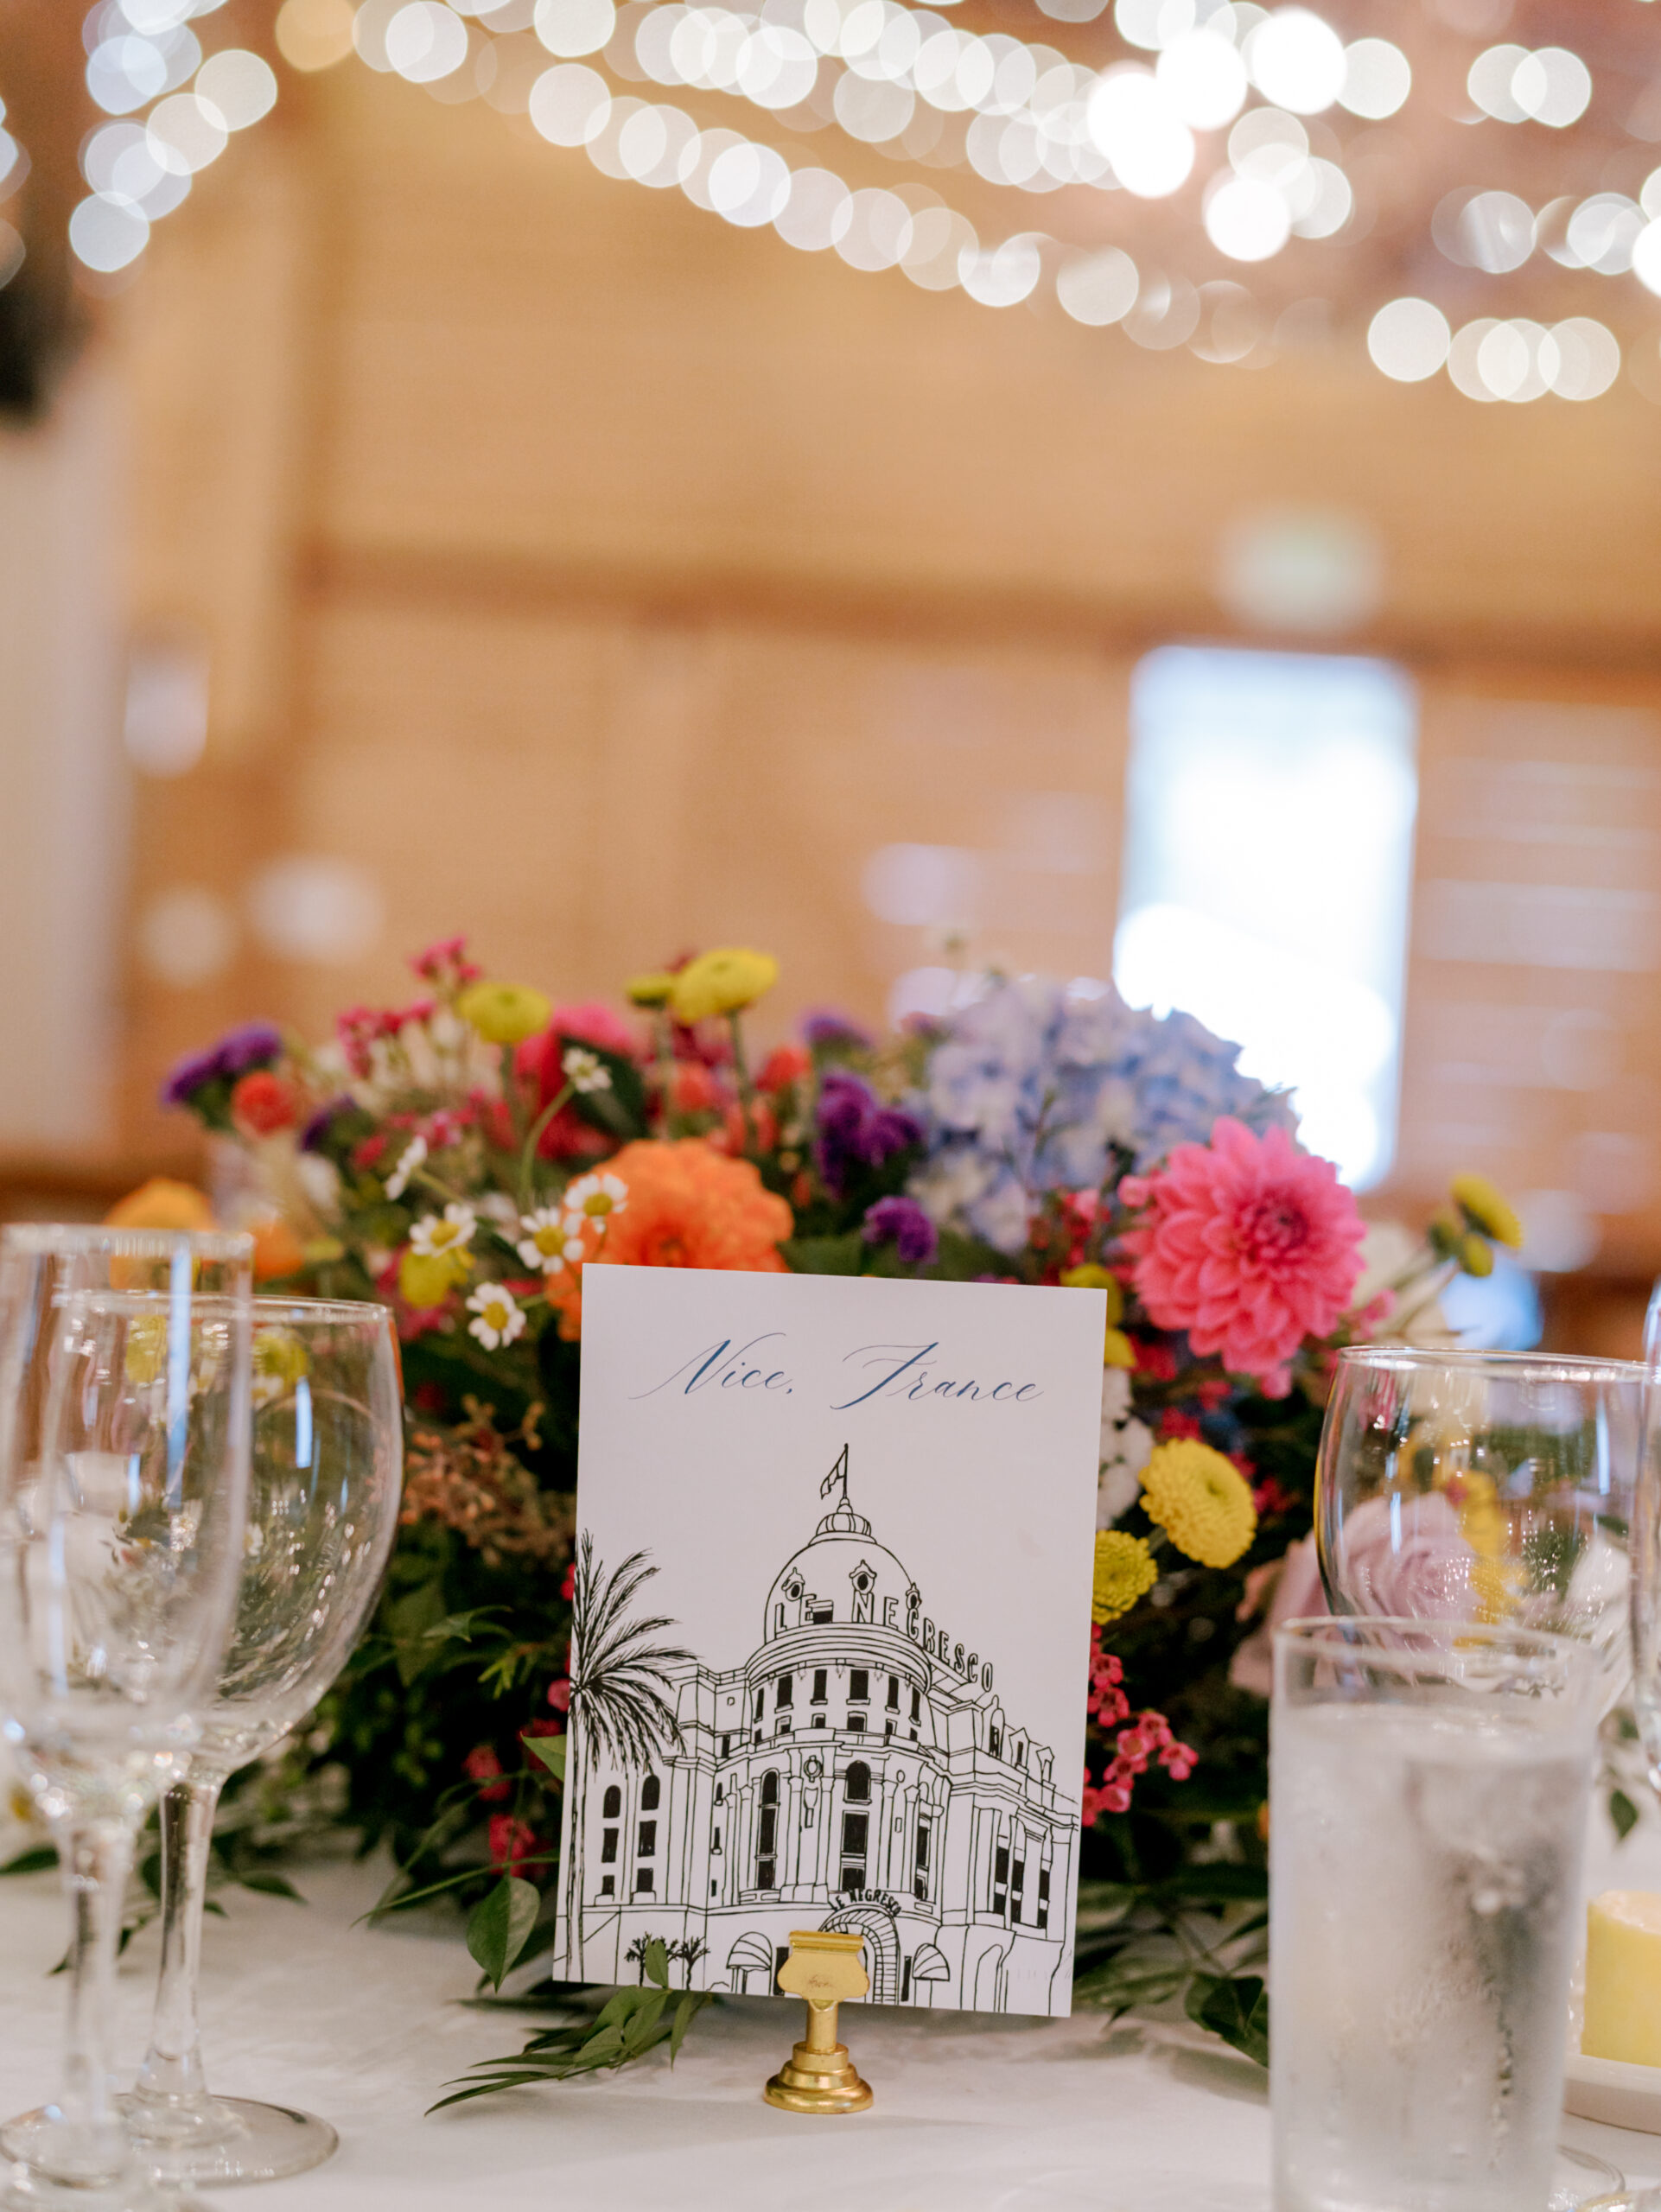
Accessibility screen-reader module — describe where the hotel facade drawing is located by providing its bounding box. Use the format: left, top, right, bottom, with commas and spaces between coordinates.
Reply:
563, 1464, 1079, 2015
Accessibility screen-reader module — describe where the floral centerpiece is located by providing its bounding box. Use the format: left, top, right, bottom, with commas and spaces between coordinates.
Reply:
145, 937, 1510, 2079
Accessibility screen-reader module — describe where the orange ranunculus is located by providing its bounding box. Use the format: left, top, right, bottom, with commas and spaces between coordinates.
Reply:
105, 1178, 216, 1233
250, 1217, 307, 1281
547, 1139, 792, 1339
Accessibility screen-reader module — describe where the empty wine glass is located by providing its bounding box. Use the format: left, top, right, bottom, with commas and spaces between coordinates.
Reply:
1316, 1346, 1645, 1714
0, 1224, 252, 2212
118, 1297, 402, 2186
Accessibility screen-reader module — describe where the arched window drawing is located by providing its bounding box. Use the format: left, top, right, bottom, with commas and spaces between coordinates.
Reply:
641, 1773, 661, 1810
845, 1760, 870, 1803
601, 1784, 621, 1819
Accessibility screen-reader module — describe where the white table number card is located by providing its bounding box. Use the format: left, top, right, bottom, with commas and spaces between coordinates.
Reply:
552, 1264, 1105, 2018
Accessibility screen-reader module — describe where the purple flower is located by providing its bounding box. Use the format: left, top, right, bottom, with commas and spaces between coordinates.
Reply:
160, 1022, 283, 1107
802, 1008, 874, 1051
863, 1196, 939, 1267
815, 1073, 925, 1197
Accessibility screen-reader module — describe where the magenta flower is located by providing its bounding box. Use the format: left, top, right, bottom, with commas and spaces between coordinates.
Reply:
1120, 1117, 1365, 1383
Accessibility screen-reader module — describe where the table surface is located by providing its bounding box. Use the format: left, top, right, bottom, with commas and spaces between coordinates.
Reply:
2, 1827, 1660, 2212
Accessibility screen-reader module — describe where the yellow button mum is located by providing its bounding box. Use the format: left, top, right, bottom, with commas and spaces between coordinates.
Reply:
455, 981, 552, 1046
1093, 1530, 1159, 1624
1141, 1440, 1257, 1570
1060, 1262, 1124, 1325
1451, 1173, 1523, 1250
668, 948, 779, 1024
624, 970, 678, 1008
398, 1247, 470, 1308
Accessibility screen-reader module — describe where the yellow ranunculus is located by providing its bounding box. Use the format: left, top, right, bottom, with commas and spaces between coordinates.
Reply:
398, 1247, 470, 1308
1141, 1440, 1257, 1571
625, 971, 678, 1008
455, 982, 552, 1047
667, 948, 779, 1024
1451, 1173, 1523, 1250
1104, 1327, 1136, 1369
1092, 1530, 1159, 1624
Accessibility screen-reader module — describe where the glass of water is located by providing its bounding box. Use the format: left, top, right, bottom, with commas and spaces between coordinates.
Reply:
1272, 1617, 1598, 2212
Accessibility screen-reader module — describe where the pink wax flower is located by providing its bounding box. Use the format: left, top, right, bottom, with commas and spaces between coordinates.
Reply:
1120, 1118, 1366, 1383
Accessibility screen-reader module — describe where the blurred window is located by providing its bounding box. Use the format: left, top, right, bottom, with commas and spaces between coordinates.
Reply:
1114, 645, 1419, 1190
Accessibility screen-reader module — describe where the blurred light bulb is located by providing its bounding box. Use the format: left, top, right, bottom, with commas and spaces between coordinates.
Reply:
1245, 6, 1344, 115
1085, 65, 1193, 196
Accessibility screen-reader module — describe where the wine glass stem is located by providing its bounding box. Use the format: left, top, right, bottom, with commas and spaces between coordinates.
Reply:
132, 1767, 224, 2112
56, 1816, 135, 2164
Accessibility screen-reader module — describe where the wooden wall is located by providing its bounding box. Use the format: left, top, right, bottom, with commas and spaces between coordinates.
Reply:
92, 52, 1661, 1281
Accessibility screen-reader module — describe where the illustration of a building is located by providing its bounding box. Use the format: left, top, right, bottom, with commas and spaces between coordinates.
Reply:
563, 1462, 1079, 2015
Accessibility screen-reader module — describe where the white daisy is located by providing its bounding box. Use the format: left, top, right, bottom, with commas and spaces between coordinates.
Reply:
467, 1283, 525, 1352
563, 1172, 627, 1227
562, 1046, 612, 1096
410, 1203, 477, 1259
384, 1135, 427, 1201
516, 1208, 586, 1274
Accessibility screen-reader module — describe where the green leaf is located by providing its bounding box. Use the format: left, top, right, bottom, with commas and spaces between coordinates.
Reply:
467, 1877, 542, 1993
640, 1938, 670, 1991
1185, 1973, 1269, 2068
0, 1845, 57, 1877
781, 1232, 866, 1276
1611, 1787, 1640, 1841
524, 1735, 567, 1784
1154, 1863, 1268, 1904
386, 1581, 449, 1688
235, 1869, 305, 1902
1073, 1881, 1137, 1931
1072, 1955, 1189, 2012
668, 1992, 707, 2066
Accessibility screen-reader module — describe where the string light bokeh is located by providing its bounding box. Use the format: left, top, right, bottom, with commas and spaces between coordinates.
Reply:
63, 0, 1661, 404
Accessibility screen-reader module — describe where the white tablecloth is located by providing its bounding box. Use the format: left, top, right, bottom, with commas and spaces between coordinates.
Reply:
0, 1842, 1658, 2212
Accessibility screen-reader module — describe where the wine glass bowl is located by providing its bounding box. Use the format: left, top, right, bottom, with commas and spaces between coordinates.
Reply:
1317, 1347, 1645, 1707
0, 1226, 253, 2211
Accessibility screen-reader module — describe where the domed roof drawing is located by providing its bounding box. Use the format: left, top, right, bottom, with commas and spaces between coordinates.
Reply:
762, 1448, 918, 1642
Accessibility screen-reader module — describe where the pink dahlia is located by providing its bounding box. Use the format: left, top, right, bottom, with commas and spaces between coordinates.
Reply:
1119, 1118, 1365, 1389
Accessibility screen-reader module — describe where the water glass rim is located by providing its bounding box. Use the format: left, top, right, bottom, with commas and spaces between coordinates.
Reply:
1276, 1613, 1594, 1676
1332, 1344, 1645, 1387
2, 1222, 254, 1265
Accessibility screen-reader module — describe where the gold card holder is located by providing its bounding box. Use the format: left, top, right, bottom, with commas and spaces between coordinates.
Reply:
763, 1930, 874, 2114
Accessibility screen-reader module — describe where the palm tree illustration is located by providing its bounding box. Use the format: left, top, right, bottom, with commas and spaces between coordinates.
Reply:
671, 1935, 710, 1987
563, 1532, 691, 1980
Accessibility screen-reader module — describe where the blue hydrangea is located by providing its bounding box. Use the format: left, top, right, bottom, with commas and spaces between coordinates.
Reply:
907, 976, 1295, 1254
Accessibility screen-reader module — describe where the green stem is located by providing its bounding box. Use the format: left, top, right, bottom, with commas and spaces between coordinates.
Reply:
518, 1084, 574, 1214
500, 1044, 527, 1148
727, 1011, 755, 1156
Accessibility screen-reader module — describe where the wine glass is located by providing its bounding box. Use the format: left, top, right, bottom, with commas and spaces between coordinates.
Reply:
0, 1224, 253, 2212
1316, 1346, 1645, 1714
121, 1297, 401, 2185
1626, 1281, 1661, 1806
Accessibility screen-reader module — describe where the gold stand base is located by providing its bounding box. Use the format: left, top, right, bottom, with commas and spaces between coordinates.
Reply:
763, 2037, 874, 2115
